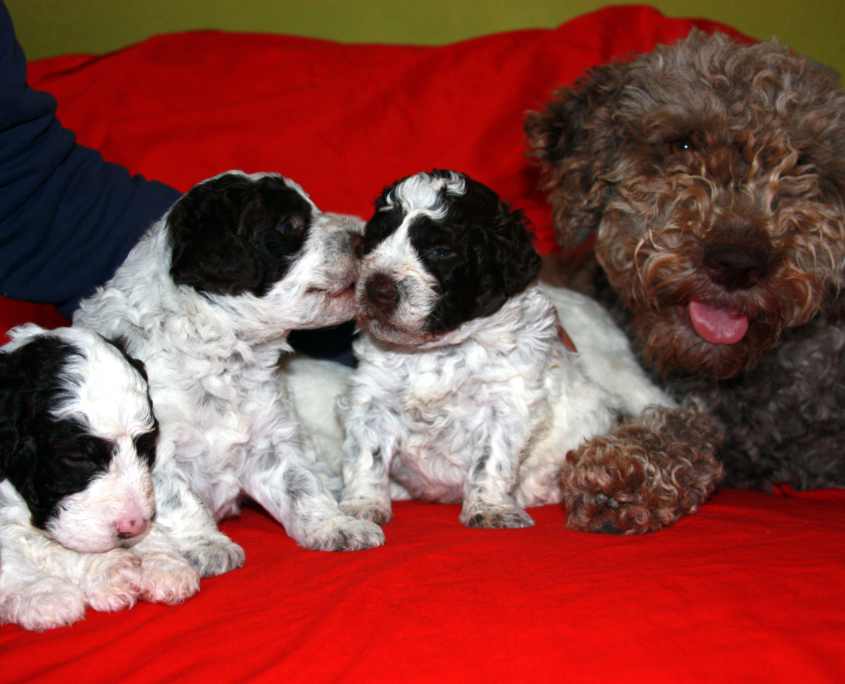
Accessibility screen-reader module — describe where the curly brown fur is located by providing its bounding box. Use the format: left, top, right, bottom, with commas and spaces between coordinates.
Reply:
562, 400, 723, 534
675, 321, 845, 489
527, 31, 845, 497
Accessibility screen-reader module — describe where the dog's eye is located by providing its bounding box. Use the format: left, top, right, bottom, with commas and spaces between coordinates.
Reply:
671, 139, 696, 154
59, 454, 99, 475
429, 248, 454, 258
278, 219, 296, 233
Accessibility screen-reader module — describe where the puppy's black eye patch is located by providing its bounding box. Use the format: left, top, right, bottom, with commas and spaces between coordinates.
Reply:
133, 428, 158, 467
49, 432, 113, 479
20, 428, 115, 531
260, 212, 309, 260
364, 206, 404, 254
168, 173, 315, 297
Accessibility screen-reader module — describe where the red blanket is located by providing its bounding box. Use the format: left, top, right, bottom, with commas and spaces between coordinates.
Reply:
3, 6, 844, 682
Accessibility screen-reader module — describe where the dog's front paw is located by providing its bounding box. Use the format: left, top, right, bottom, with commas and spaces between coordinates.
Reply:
562, 446, 675, 534
339, 496, 392, 526
181, 537, 246, 578
304, 515, 386, 551
85, 549, 143, 613
460, 501, 535, 529
139, 552, 201, 605
562, 403, 724, 534
1, 578, 87, 631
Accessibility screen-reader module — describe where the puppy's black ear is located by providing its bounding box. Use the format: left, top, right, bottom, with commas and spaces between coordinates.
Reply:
525, 59, 631, 249
494, 205, 542, 298
0, 353, 28, 481
459, 177, 541, 315
168, 175, 264, 296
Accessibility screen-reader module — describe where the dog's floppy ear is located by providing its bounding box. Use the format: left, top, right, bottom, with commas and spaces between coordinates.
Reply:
0, 352, 33, 483
0, 354, 16, 479
525, 59, 632, 249
454, 175, 542, 313
462, 199, 541, 323
493, 204, 542, 297
168, 174, 264, 296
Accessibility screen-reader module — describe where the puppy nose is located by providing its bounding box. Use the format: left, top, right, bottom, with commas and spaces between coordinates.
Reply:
116, 516, 149, 540
703, 243, 768, 289
366, 273, 399, 308
349, 232, 365, 259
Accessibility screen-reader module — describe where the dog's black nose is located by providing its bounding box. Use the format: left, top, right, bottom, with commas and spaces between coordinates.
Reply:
703, 243, 768, 289
366, 274, 399, 309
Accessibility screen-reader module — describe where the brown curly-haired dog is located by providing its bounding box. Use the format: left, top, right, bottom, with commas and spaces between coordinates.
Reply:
526, 31, 845, 532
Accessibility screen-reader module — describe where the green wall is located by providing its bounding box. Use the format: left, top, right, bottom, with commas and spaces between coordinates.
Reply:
7, 0, 845, 80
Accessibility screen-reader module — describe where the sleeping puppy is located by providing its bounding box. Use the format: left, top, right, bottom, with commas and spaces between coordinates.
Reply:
337, 170, 673, 529
74, 171, 384, 578
0, 325, 199, 631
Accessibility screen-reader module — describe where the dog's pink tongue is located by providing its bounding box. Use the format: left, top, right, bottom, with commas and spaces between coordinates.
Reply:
688, 300, 749, 345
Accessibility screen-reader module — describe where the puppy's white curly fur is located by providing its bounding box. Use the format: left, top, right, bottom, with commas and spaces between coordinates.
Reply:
0, 326, 198, 631
333, 171, 671, 529
74, 171, 384, 578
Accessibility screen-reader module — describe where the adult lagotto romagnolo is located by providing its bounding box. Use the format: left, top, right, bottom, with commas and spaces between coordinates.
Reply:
526, 31, 845, 522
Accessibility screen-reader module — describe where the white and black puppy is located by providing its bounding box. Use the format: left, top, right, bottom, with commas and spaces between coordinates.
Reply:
74, 171, 384, 578
0, 325, 199, 631
338, 170, 671, 529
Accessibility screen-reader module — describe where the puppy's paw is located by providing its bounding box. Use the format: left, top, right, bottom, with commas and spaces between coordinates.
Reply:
139, 552, 201, 605
304, 515, 386, 551
339, 497, 392, 526
85, 549, 143, 613
181, 538, 246, 578
1, 578, 87, 631
460, 501, 535, 529
562, 403, 724, 534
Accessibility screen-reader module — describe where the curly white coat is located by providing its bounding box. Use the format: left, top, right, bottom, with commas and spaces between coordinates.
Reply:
74, 172, 384, 578
0, 325, 199, 631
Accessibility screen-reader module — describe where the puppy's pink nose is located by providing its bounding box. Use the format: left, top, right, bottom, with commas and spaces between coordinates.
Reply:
116, 516, 149, 540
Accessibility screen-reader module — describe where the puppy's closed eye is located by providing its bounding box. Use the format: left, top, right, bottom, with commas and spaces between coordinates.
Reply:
59, 454, 100, 475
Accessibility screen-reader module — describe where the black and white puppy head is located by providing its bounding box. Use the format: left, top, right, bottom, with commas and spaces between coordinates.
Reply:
0, 325, 158, 553
357, 170, 542, 346
167, 171, 364, 331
